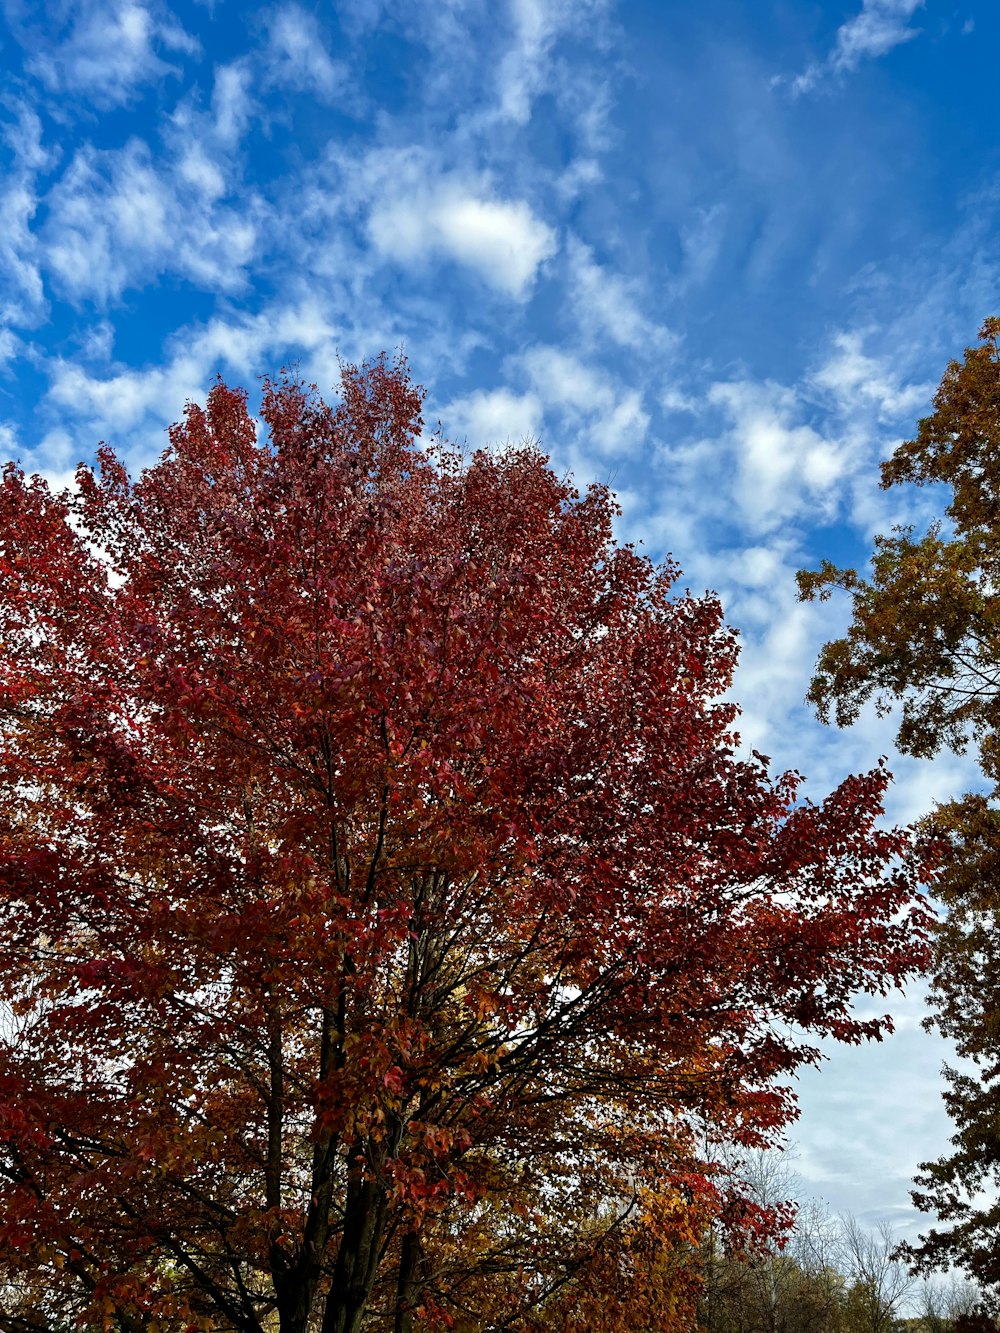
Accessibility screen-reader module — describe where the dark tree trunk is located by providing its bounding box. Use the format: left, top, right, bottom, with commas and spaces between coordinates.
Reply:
394, 1230, 422, 1333
321, 1159, 390, 1333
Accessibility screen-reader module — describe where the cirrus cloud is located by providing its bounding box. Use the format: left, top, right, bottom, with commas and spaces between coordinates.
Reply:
781, 0, 926, 96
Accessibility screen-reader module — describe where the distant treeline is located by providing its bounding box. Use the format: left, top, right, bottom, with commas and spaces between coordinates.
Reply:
697, 1177, 991, 1333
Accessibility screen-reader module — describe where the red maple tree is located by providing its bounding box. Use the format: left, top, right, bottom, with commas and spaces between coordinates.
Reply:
0, 357, 930, 1332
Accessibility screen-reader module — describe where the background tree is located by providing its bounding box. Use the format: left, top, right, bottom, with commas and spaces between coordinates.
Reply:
697, 1156, 858, 1333
0, 358, 930, 1333
797, 317, 1000, 777
918, 1274, 984, 1333
798, 319, 1000, 1300
838, 1215, 914, 1333
952, 1313, 999, 1333
697, 1173, 987, 1333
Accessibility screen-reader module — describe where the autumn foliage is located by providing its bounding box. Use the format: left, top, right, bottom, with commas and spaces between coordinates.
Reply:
799, 319, 1000, 1300
798, 316, 1000, 780
0, 357, 930, 1332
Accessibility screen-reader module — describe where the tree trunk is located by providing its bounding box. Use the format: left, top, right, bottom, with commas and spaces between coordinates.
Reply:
322, 1160, 390, 1333
394, 1231, 422, 1333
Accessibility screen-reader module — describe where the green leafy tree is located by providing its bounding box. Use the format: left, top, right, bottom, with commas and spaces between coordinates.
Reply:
798, 319, 1000, 1298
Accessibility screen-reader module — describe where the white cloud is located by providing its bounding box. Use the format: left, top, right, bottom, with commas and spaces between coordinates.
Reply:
784, 0, 925, 96
43, 145, 168, 301
803, 332, 937, 542
47, 358, 201, 443
45, 299, 339, 450
792, 991, 952, 1232
41, 139, 260, 303
520, 345, 608, 412
624, 325, 940, 639
485, 344, 652, 478
441, 346, 650, 480
444, 386, 543, 446
0, 176, 44, 325
494, 0, 612, 129
175, 142, 226, 202
0, 101, 58, 175
363, 152, 557, 299
77, 321, 116, 362
812, 332, 931, 420
27, 1, 199, 109
0, 328, 20, 369
32, 426, 80, 475
498, 0, 575, 125
520, 345, 649, 449
707, 378, 851, 533
0, 100, 53, 326
264, 5, 346, 101
210, 61, 255, 147
555, 157, 602, 201
566, 236, 676, 353
162, 62, 257, 207
661, 386, 697, 414
640, 330, 931, 568
677, 205, 727, 291
432, 196, 556, 298
830, 0, 925, 71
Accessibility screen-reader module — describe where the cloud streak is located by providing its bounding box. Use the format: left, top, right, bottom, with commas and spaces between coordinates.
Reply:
783, 0, 925, 95
263, 4, 348, 102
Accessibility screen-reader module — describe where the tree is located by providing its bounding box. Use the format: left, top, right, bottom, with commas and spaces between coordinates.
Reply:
918, 1273, 984, 1333
0, 356, 930, 1333
798, 319, 1000, 1299
952, 1313, 999, 1333
838, 1216, 914, 1333
797, 317, 1000, 779
697, 1156, 847, 1333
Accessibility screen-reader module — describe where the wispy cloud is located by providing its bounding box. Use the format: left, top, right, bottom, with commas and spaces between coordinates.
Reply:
209, 62, 257, 148
811, 331, 931, 421
0, 101, 50, 326
0, 176, 43, 324
682, 377, 853, 538
782, 0, 925, 96
263, 4, 348, 103
22, 0, 199, 109
443, 342, 650, 485
44, 297, 339, 457
496, 0, 610, 125
565, 236, 676, 353
443, 386, 544, 447
0, 330, 18, 371
41, 138, 262, 304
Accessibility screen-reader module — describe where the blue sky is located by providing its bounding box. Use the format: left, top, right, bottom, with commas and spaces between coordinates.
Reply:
1, 0, 995, 1243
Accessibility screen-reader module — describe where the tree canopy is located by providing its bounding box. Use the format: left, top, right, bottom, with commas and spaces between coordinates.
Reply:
797, 317, 1000, 780
799, 319, 1000, 1300
0, 357, 930, 1333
